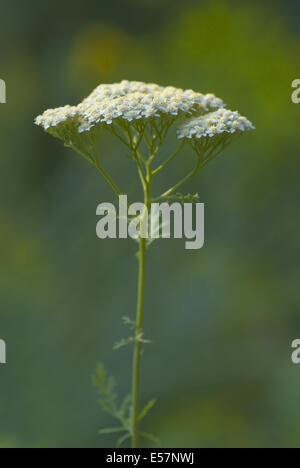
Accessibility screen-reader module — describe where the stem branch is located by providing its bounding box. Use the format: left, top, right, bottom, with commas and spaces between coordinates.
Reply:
152, 141, 185, 176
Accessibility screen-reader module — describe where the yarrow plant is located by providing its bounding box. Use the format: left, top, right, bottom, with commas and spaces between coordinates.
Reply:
35, 80, 254, 447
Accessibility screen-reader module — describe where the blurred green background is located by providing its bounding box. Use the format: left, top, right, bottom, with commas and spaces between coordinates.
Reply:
1, 0, 300, 448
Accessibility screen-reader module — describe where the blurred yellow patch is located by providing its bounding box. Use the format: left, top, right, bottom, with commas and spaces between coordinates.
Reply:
67, 23, 152, 90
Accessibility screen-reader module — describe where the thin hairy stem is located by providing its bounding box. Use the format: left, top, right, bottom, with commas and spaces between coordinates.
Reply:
155, 160, 201, 201
131, 233, 146, 448
94, 161, 124, 199
131, 160, 152, 448
70, 142, 124, 200
152, 140, 185, 176
69, 142, 95, 164
153, 143, 227, 202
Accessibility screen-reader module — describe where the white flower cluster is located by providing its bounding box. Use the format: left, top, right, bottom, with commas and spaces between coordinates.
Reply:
35, 105, 78, 131
178, 108, 255, 140
35, 80, 224, 134
78, 80, 224, 131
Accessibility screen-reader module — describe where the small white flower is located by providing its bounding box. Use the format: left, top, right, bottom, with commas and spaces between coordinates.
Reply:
35, 105, 79, 130
177, 108, 255, 140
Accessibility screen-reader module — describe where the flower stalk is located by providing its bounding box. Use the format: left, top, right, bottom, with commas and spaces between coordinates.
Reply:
132, 226, 147, 448
131, 156, 153, 448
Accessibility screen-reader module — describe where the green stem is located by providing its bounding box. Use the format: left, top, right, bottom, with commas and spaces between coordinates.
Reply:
154, 158, 201, 202
131, 168, 151, 448
131, 234, 146, 448
94, 160, 123, 198
153, 142, 227, 202
69, 142, 124, 200
152, 141, 185, 176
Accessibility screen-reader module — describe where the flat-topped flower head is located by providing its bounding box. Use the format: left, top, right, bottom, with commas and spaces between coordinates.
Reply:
77, 80, 225, 131
35, 80, 225, 137
178, 108, 255, 140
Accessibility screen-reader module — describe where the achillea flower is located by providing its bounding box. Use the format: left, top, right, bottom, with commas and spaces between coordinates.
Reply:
178, 108, 255, 140
35, 105, 79, 130
35, 80, 225, 134
35, 79, 255, 449
79, 84, 224, 130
